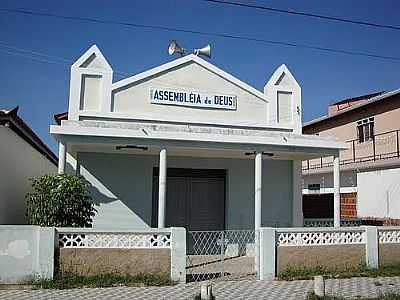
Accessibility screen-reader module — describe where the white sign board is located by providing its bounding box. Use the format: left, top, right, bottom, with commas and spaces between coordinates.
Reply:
150, 88, 237, 110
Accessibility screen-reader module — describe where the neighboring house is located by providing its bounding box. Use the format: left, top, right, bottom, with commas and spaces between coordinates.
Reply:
0, 107, 57, 224
51, 45, 344, 231
302, 89, 400, 225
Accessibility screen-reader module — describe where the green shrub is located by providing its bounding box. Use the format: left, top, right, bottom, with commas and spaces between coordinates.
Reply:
26, 174, 97, 227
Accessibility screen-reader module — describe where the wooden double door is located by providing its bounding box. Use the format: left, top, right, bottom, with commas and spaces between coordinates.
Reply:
152, 168, 226, 231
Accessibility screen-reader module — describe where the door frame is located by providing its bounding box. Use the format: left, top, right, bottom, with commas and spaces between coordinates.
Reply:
151, 167, 227, 229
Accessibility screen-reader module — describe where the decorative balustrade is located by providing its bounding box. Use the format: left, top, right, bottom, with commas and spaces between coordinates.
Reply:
57, 228, 172, 249
303, 129, 400, 171
304, 218, 361, 227
378, 227, 400, 244
276, 227, 365, 247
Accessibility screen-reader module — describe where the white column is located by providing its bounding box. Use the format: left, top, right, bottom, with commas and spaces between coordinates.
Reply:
158, 148, 167, 228
292, 160, 304, 227
333, 155, 341, 227
255, 152, 262, 231
254, 152, 262, 278
58, 142, 67, 174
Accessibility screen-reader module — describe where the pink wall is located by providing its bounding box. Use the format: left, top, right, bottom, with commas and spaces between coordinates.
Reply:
304, 93, 400, 165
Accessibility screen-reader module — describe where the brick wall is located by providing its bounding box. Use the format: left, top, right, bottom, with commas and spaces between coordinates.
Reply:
340, 192, 357, 218
303, 192, 357, 219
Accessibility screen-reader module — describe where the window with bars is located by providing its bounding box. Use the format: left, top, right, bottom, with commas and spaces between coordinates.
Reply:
357, 117, 374, 143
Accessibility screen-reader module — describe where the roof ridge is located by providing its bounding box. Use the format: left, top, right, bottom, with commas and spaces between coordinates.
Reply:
304, 88, 400, 128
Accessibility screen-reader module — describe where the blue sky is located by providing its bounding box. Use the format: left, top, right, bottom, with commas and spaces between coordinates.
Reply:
1, 0, 399, 153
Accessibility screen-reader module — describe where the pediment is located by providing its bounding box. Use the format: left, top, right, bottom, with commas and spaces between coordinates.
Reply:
112, 54, 267, 102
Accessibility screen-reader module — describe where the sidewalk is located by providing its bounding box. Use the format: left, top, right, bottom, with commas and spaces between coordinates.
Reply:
0, 277, 399, 300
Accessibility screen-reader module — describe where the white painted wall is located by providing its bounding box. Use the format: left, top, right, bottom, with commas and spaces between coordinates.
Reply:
76, 152, 293, 229
302, 170, 357, 194
67, 45, 303, 132
0, 127, 57, 224
357, 168, 400, 219
264, 64, 302, 133
0, 226, 55, 283
111, 61, 268, 127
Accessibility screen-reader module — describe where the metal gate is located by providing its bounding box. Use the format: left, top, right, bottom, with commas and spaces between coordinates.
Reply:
186, 230, 256, 282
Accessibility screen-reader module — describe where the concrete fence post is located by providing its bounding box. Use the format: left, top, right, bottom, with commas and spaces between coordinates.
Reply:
314, 276, 325, 297
170, 227, 186, 283
259, 227, 276, 280
364, 226, 379, 269
37, 227, 56, 280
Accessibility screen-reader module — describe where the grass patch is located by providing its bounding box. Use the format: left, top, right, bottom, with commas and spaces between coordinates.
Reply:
28, 272, 173, 289
307, 292, 400, 300
278, 264, 400, 281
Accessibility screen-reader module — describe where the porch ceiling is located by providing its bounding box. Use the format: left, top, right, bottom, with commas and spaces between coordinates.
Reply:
66, 142, 328, 160
50, 120, 347, 160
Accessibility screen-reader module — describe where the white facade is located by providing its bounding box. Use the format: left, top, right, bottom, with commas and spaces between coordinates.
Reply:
51, 45, 345, 230
303, 170, 357, 195
0, 126, 56, 224
358, 168, 400, 219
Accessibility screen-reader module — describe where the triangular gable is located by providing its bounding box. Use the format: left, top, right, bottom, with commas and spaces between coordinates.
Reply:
112, 54, 267, 102
72, 45, 113, 72
266, 64, 300, 89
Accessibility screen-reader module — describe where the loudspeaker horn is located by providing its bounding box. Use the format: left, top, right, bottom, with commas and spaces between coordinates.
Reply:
168, 40, 185, 56
193, 44, 211, 58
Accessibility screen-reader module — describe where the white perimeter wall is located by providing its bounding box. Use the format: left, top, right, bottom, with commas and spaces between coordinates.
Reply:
357, 168, 400, 219
76, 152, 293, 229
0, 127, 56, 224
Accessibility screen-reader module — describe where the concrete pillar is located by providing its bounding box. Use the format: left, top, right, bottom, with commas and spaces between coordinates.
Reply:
58, 142, 67, 174
333, 155, 340, 227
158, 148, 167, 228
200, 282, 214, 300
292, 160, 304, 226
38, 227, 56, 280
255, 152, 262, 277
314, 276, 325, 297
364, 226, 379, 268
259, 227, 276, 280
170, 227, 186, 283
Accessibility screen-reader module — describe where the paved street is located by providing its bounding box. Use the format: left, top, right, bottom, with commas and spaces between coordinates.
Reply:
0, 277, 400, 300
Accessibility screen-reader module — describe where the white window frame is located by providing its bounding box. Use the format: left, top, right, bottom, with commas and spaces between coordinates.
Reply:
357, 117, 374, 143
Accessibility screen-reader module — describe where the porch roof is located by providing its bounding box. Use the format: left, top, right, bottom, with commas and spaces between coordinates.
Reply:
50, 120, 347, 159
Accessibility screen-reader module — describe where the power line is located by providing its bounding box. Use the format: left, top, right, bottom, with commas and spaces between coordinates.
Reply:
203, 0, 400, 31
0, 47, 69, 66
1, 7, 400, 62
0, 43, 130, 77
0, 41, 70, 63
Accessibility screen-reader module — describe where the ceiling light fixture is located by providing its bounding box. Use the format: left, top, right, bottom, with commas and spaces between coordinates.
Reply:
116, 145, 148, 151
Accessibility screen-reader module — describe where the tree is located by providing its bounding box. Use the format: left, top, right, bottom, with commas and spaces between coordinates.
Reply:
26, 174, 97, 227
